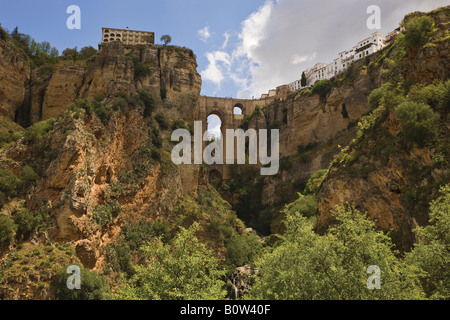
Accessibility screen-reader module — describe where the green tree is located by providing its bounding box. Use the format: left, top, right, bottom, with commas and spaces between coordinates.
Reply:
404, 16, 434, 48
281, 193, 318, 218
301, 71, 307, 87
61, 47, 79, 61
160, 34, 172, 45
226, 233, 262, 268
14, 208, 48, 240
407, 80, 450, 113
311, 79, 331, 101
394, 101, 439, 146
406, 184, 450, 299
0, 24, 9, 40
155, 112, 169, 130
79, 46, 97, 60
0, 216, 17, 244
137, 89, 156, 117
0, 169, 20, 200
20, 165, 39, 189
247, 205, 424, 300
117, 222, 226, 300
304, 169, 328, 195
52, 264, 108, 300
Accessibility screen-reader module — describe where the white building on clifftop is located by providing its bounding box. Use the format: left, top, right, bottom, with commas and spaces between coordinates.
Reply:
287, 31, 387, 92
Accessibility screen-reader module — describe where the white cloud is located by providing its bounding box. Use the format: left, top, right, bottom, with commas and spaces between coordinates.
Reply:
198, 26, 212, 42
234, 1, 273, 59
200, 51, 231, 86
221, 31, 231, 49
200, 0, 450, 98
291, 53, 316, 65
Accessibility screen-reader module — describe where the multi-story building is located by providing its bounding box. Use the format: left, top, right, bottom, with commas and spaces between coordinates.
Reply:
101, 27, 155, 46
289, 79, 302, 92
287, 31, 388, 93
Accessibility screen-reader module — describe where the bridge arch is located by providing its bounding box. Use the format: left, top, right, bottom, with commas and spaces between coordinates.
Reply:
198, 96, 277, 182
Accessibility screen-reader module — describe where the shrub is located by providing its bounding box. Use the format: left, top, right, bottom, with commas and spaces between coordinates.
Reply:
298, 142, 319, 154
52, 264, 108, 300
225, 233, 262, 267
0, 24, 10, 40
368, 86, 386, 109
404, 16, 434, 48
394, 101, 439, 146
0, 169, 20, 199
111, 97, 128, 112
172, 119, 187, 130
148, 125, 163, 148
137, 89, 156, 117
311, 79, 332, 101
79, 46, 97, 60
160, 87, 167, 100
92, 200, 122, 227
150, 147, 162, 162
406, 184, 450, 299
0, 192, 6, 210
279, 157, 292, 171
91, 97, 109, 125
304, 169, 328, 195
155, 112, 169, 130
0, 216, 17, 244
282, 193, 318, 218
14, 208, 48, 240
116, 223, 226, 300
134, 61, 150, 78
408, 80, 450, 113
23, 118, 55, 150
105, 241, 133, 276
20, 165, 39, 189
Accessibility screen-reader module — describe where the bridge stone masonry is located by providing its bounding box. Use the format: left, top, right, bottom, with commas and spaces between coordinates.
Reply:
197, 96, 278, 181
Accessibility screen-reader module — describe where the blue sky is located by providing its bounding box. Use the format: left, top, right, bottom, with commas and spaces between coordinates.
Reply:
0, 0, 264, 98
0, 0, 448, 103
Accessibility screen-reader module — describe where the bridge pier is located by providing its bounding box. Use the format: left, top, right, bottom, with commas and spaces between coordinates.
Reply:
198, 95, 276, 182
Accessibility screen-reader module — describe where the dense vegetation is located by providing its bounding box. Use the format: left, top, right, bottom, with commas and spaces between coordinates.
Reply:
0, 25, 97, 68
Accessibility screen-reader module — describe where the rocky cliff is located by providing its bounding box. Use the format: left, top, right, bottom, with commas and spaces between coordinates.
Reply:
0, 41, 202, 126
316, 7, 450, 250
219, 6, 449, 241
0, 40, 247, 299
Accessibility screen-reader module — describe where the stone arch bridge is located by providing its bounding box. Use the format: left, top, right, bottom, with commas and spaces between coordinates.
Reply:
198, 96, 277, 181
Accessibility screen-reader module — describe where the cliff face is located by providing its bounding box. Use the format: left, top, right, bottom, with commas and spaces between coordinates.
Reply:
0, 41, 205, 280
316, 7, 450, 250
222, 6, 449, 240
0, 41, 202, 126
234, 55, 379, 210
0, 39, 31, 121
